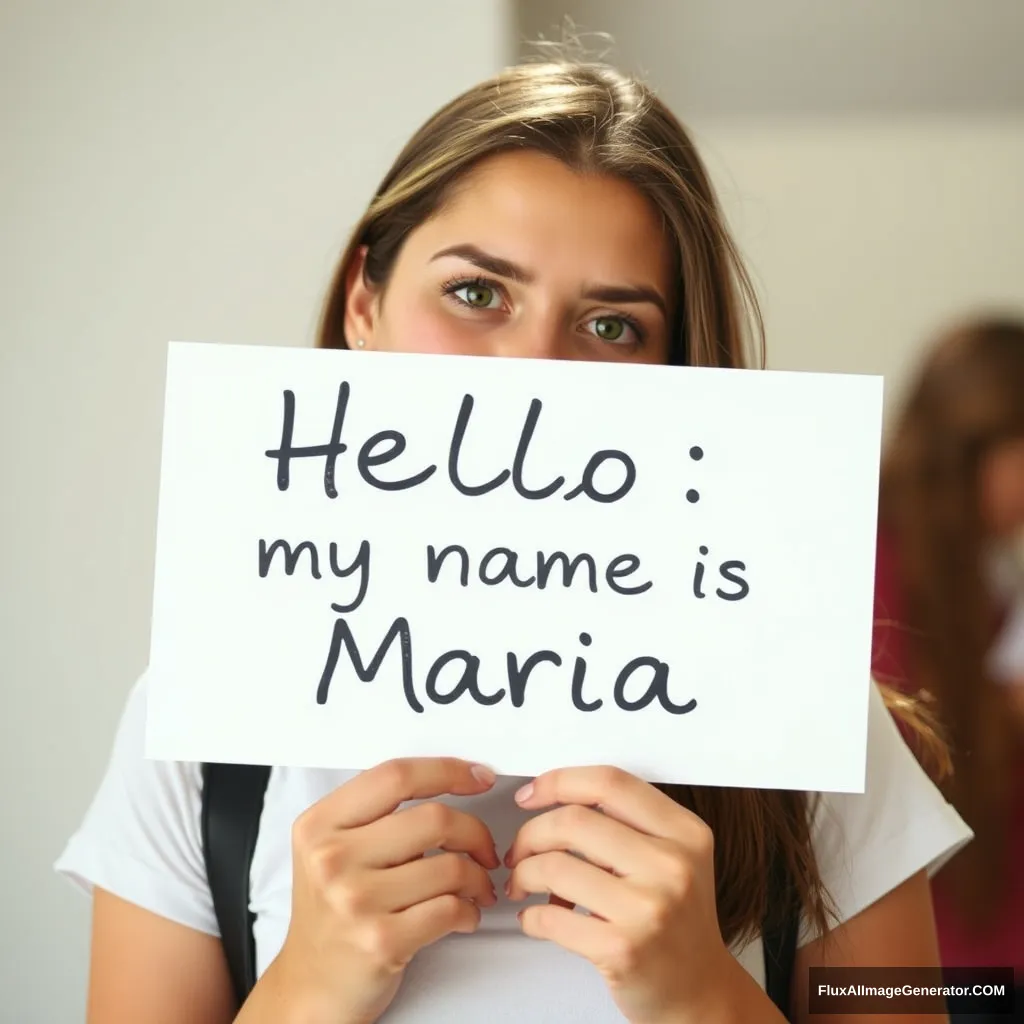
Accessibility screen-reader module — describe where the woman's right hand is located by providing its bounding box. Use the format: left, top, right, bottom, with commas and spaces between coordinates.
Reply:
241, 757, 500, 1024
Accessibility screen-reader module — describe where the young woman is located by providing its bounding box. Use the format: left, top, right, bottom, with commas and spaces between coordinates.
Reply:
57, 61, 973, 1024
872, 318, 1024, 1010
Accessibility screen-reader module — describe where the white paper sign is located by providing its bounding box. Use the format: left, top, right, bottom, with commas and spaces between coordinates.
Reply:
145, 341, 883, 792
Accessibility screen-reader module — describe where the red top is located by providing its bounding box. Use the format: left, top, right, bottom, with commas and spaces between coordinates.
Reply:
872, 530, 1024, 978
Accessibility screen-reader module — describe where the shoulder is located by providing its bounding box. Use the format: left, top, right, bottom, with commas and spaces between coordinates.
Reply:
801, 679, 972, 945
55, 673, 355, 936
54, 672, 217, 934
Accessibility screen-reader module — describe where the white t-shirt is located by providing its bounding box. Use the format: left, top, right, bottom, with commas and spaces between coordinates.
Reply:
55, 674, 971, 1022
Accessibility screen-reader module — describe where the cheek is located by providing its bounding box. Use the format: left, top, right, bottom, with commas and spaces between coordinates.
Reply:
1013, 474, 1024, 518
984, 451, 1024, 532
375, 294, 475, 356
1001, 452, 1024, 508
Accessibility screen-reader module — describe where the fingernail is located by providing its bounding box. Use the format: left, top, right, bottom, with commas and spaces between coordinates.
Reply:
502, 847, 513, 868
514, 782, 534, 804
471, 764, 496, 785
490, 844, 501, 868
504, 877, 512, 898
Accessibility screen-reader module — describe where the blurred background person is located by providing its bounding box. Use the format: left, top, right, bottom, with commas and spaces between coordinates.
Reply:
873, 317, 1024, 1001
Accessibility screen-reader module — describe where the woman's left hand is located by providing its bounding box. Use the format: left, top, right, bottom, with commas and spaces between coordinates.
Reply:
504, 766, 736, 1024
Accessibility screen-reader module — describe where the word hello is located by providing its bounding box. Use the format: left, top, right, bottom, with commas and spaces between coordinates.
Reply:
265, 383, 637, 503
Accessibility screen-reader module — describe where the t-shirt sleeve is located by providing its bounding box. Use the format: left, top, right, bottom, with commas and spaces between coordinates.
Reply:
53, 673, 218, 936
799, 680, 973, 947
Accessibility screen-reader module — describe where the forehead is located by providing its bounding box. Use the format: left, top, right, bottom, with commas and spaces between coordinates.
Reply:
407, 150, 674, 287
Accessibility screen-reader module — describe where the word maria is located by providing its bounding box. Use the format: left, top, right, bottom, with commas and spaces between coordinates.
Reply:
314, 617, 697, 717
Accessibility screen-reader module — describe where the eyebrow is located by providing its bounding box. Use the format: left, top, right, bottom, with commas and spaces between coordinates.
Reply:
582, 284, 668, 320
431, 244, 533, 283
430, 243, 669, 319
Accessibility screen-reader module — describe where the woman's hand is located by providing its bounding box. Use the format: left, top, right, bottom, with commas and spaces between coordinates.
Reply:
250, 757, 500, 1024
503, 766, 739, 1024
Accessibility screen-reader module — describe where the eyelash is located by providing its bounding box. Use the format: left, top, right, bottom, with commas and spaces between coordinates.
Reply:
439, 275, 647, 347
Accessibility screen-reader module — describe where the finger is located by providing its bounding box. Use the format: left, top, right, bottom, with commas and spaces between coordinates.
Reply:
359, 800, 499, 869
507, 851, 633, 921
514, 766, 699, 841
390, 893, 482, 957
371, 852, 496, 912
305, 758, 497, 832
504, 804, 657, 876
518, 903, 612, 963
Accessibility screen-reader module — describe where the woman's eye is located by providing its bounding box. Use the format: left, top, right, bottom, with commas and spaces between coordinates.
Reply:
587, 316, 636, 345
452, 282, 501, 309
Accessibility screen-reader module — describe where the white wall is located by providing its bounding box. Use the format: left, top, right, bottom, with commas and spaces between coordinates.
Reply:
517, 0, 1024, 421
0, 2, 510, 1020
517, 0, 1024, 117
692, 118, 1024, 416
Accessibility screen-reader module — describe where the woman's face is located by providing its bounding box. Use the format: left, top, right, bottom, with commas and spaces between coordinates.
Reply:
344, 150, 675, 366
980, 435, 1024, 538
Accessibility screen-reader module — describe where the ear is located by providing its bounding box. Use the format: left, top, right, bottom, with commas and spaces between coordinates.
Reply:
343, 246, 379, 347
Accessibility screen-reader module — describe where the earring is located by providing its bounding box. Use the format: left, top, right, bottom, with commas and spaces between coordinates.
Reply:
354, 338, 366, 349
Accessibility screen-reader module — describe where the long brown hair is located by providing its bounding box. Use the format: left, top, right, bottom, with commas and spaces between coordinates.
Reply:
880, 317, 1024, 929
315, 59, 948, 950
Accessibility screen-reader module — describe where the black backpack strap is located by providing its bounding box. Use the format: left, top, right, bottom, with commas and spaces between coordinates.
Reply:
762, 844, 800, 1020
200, 762, 272, 1009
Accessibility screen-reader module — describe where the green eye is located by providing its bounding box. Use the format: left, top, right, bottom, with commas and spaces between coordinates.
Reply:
593, 317, 626, 341
459, 283, 495, 308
